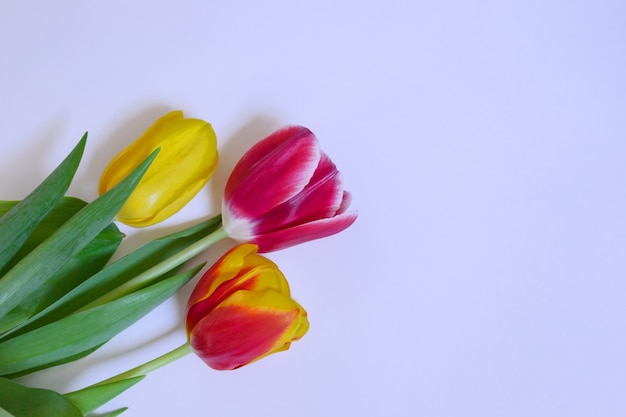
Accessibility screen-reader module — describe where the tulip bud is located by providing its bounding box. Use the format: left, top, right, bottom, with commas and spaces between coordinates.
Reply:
222, 126, 357, 252
185, 244, 309, 370
99, 110, 218, 227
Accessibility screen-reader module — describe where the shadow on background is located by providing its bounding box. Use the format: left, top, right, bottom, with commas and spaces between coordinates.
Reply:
2, 113, 68, 198
77, 104, 173, 199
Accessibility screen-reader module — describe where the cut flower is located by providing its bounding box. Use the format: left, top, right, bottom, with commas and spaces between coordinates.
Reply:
186, 243, 308, 370
222, 126, 357, 252
99, 110, 218, 227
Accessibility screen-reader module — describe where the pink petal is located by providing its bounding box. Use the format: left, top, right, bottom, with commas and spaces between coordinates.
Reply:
252, 155, 345, 234
224, 126, 321, 220
253, 209, 358, 252
335, 191, 352, 215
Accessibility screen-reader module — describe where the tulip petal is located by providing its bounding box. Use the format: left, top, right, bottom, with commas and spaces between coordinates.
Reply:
97, 111, 184, 194
189, 290, 306, 370
186, 244, 252, 308
224, 126, 321, 220
252, 208, 358, 252
116, 120, 217, 225
99, 111, 218, 227
186, 244, 292, 333
186, 261, 290, 333
252, 153, 345, 234
335, 191, 353, 215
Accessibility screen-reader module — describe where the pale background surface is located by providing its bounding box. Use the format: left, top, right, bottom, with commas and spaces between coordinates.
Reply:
1, 1, 626, 416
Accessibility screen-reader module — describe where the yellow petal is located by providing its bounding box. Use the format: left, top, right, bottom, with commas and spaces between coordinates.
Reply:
99, 110, 218, 227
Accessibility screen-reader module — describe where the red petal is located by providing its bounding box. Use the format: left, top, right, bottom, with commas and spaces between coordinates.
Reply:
224, 126, 321, 220
186, 249, 289, 333
190, 304, 298, 370
253, 209, 358, 252
185, 244, 255, 308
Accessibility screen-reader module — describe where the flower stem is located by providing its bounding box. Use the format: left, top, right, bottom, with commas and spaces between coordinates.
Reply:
94, 342, 192, 386
80, 226, 229, 310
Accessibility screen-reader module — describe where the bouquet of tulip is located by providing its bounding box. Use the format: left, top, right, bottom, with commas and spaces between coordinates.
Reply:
0, 111, 356, 416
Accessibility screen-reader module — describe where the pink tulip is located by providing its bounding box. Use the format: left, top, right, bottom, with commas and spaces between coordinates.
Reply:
222, 126, 357, 252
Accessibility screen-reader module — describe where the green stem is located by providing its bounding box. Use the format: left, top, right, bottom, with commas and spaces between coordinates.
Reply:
80, 226, 229, 310
95, 342, 192, 386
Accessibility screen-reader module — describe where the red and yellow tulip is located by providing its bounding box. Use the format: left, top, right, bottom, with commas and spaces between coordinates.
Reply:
185, 243, 308, 370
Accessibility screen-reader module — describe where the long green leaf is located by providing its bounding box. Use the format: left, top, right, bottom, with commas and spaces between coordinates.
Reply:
1, 215, 221, 340
65, 376, 144, 415
0, 377, 83, 417
0, 134, 86, 275
0, 407, 16, 417
3, 344, 105, 379
0, 149, 158, 324
91, 408, 128, 417
0, 197, 122, 268
0, 198, 123, 333
0, 266, 198, 377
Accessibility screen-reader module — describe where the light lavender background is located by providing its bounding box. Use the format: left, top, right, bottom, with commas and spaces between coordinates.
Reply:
1, 1, 625, 416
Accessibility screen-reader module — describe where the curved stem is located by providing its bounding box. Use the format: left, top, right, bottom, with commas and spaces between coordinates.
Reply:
95, 342, 192, 386
81, 226, 228, 310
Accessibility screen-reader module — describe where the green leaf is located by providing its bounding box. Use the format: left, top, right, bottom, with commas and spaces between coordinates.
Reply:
0, 197, 122, 267
0, 201, 16, 213
0, 197, 86, 264
0, 149, 158, 327
4, 344, 104, 379
89, 408, 128, 417
0, 198, 123, 333
0, 377, 83, 417
65, 376, 144, 415
2, 215, 221, 340
0, 406, 16, 417
0, 134, 86, 275
0, 266, 199, 377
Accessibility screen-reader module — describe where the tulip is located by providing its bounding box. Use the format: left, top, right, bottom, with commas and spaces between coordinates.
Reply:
186, 243, 309, 370
99, 110, 218, 227
222, 126, 357, 252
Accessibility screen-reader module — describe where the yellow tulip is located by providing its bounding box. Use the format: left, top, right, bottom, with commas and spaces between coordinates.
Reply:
99, 110, 218, 227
